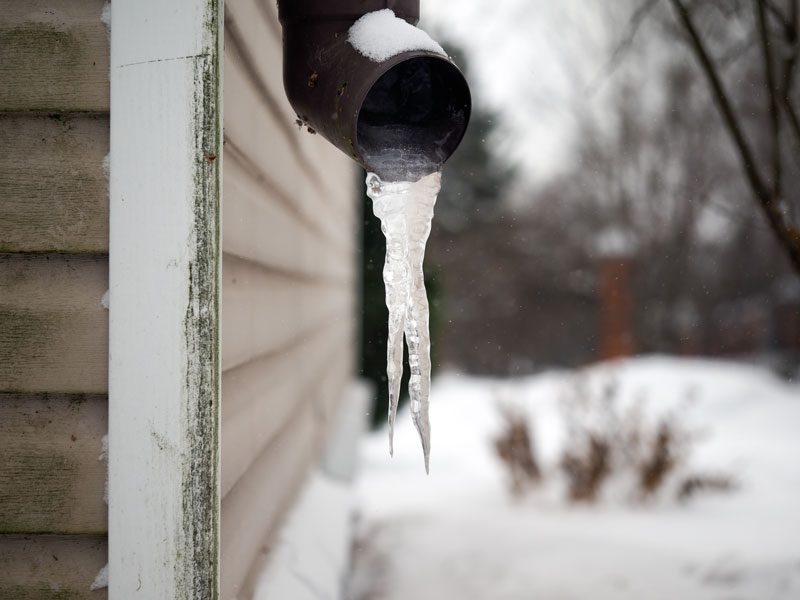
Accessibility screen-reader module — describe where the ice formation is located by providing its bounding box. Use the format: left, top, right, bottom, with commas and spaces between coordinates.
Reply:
348, 9, 446, 63
367, 171, 441, 473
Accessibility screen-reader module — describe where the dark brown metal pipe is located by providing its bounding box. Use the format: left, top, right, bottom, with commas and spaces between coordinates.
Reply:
277, 0, 471, 180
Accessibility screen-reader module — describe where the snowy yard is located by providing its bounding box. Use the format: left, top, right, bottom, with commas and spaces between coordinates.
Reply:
351, 357, 800, 600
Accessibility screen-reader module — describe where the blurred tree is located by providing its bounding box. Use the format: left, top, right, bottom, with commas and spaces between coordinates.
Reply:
432, 44, 516, 234
632, 0, 800, 274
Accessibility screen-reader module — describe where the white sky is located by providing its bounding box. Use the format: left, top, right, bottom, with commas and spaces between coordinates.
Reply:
421, 0, 628, 183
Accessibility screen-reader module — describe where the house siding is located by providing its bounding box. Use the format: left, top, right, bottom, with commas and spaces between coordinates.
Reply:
220, 0, 357, 597
0, 0, 110, 598
0, 0, 357, 595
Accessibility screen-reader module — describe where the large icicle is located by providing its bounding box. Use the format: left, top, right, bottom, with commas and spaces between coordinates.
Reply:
367, 171, 441, 473
368, 173, 408, 456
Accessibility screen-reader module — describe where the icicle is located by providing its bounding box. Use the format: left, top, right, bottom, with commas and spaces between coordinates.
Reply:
367, 171, 441, 472
368, 173, 408, 456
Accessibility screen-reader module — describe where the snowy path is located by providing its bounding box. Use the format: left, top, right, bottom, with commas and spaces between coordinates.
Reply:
351, 357, 800, 600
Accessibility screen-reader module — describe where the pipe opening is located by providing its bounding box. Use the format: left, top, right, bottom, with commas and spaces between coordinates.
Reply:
357, 56, 471, 181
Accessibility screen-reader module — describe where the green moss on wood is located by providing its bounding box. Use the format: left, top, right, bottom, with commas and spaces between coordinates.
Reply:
0, 23, 84, 66
175, 2, 222, 598
0, 586, 85, 600
0, 20, 108, 112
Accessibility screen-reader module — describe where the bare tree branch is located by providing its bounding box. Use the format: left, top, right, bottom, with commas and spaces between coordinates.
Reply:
756, 0, 783, 198
667, 0, 800, 273
764, 0, 791, 29
777, 0, 800, 157
783, 97, 800, 150
592, 0, 659, 88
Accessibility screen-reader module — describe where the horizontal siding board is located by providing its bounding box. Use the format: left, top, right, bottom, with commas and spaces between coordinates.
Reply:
0, 394, 107, 534
221, 401, 318, 600
221, 354, 350, 598
226, 0, 358, 218
0, 254, 108, 393
224, 0, 327, 192
221, 319, 351, 422
222, 149, 350, 283
221, 252, 351, 371
223, 45, 353, 256
0, 114, 109, 253
0, 534, 107, 599
221, 319, 349, 497
0, 0, 109, 112
236, 368, 355, 599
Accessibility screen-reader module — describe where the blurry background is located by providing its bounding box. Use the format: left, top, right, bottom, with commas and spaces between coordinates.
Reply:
362, 0, 800, 425
351, 1, 800, 598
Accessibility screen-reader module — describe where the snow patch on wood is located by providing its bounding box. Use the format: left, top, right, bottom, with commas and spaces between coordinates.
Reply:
90, 563, 108, 590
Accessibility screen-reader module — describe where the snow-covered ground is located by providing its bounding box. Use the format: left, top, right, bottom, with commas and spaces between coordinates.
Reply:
351, 356, 800, 600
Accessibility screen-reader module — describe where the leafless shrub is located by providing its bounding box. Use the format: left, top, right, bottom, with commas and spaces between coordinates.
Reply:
677, 473, 737, 502
493, 406, 541, 496
560, 433, 612, 502
558, 373, 619, 502
493, 372, 734, 504
636, 421, 680, 496
558, 372, 725, 503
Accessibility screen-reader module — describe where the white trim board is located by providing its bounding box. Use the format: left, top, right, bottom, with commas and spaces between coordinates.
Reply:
108, 1, 222, 597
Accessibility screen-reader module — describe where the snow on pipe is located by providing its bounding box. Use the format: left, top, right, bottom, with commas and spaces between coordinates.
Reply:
277, 0, 471, 177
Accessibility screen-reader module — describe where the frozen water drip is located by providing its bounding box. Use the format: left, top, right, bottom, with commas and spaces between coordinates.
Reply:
367, 171, 441, 474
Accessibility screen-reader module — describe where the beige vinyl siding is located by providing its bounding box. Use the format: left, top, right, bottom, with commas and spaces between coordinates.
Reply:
221, 0, 358, 596
0, 394, 107, 534
0, 0, 109, 112
0, 0, 109, 597
0, 535, 108, 598
0, 115, 109, 253
0, 254, 108, 393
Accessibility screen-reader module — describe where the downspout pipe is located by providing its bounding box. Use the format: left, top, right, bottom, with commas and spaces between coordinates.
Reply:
277, 0, 471, 180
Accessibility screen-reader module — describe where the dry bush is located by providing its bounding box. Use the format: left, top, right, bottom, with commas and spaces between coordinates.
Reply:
629, 414, 700, 500
558, 374, 618, 502
493, 373, 734, 504
493, 406, 541, 496
677, 473, 737, 502
636, 421, 678, 496
560, 433, 612, 502
558, 373, 715, 503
